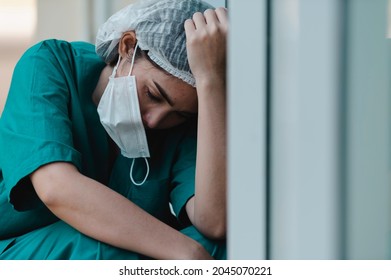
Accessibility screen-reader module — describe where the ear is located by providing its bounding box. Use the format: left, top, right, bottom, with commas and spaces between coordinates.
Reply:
118, 31, 137, 59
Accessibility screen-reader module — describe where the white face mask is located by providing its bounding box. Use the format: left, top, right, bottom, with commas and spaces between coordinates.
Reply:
97, 43, 150, 186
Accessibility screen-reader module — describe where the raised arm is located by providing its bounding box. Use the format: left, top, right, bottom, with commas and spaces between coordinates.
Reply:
184, 8, 228, 239
31, 162, 212, 259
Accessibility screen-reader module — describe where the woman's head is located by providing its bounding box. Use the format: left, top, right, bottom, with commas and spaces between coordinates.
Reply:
96, 0, 213, 129
115, 31, 198, 129
96, 0, 213, 87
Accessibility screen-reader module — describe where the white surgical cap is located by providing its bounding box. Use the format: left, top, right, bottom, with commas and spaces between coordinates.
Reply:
96, 0, 214, 87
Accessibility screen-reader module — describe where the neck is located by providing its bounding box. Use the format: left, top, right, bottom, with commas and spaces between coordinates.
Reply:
92, 65, 114, 106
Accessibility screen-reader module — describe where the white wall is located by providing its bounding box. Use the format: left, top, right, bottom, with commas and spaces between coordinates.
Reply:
34, 0, 224, 44
35, 0, 134, 43
0, 0, 36, 115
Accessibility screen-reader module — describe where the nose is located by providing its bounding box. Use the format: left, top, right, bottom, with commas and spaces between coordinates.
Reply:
142, 107, 168, 129
143, 106, 185, 129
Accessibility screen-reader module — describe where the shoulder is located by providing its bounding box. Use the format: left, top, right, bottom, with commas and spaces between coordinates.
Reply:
23, 39, 94, 56
21, 39, 75, 60
17, 39, 101, 69
13, 39, 105, 87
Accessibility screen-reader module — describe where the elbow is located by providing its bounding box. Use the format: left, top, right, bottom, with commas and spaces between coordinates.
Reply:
206, 222, 226, 240
195, 215, 226, 240
31, 162, 77, 207
32, 176, 57, 207
34, 182, 59, 207
188, 198, 227, 239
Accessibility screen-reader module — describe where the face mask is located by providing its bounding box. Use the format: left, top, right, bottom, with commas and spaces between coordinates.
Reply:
97, 43, 150, 186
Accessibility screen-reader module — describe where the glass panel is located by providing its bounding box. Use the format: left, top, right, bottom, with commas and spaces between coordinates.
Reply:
344, 0, 391, 259
270, 0, 342, 259
227, 0, 268, 260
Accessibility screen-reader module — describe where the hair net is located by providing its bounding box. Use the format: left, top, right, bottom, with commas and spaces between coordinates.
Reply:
96, 0, 214, 87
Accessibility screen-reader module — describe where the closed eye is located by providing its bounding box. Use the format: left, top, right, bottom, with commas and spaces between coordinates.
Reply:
176, 111, 198, 120
147, 90, 161, 103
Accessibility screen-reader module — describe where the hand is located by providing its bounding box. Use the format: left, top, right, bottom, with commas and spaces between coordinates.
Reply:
184, 8, 228, 90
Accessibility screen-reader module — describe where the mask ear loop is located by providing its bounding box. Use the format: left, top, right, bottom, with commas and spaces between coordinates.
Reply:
111, 55, 122, 78
128, 42, 139, 76
130, 158, 150, 186
127, 42, 149, 186
112, 42, 138, 78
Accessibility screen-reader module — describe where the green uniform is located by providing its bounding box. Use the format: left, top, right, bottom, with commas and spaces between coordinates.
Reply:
0, 40, 225, 259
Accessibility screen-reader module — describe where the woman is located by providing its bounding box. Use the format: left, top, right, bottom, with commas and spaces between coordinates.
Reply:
0, 0, 227, 259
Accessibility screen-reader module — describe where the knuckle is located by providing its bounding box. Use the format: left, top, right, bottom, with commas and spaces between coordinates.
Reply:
208, 25, 219, 35
186, 34, 198, 45
193, 33, 207, 44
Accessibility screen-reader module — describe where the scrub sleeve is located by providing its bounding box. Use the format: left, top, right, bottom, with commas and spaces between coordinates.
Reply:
0, 41, 87, 238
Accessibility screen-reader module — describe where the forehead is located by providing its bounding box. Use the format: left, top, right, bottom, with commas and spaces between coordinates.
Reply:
137, 56, 198, 110
159, 72, 198, 112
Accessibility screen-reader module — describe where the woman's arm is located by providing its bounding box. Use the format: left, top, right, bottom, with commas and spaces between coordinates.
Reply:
184, 8, 228, 239
31, 162, 212, 260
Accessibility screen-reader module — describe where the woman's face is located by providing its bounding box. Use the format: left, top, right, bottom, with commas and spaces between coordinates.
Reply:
117, 55, 198, 130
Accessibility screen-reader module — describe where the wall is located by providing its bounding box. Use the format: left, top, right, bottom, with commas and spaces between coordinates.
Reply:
0, 0, 135, 115
0, 0, 36, 115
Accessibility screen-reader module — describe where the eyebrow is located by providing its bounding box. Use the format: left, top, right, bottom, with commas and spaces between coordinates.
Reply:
154, 81, 174, 106
153, 81, 198, 118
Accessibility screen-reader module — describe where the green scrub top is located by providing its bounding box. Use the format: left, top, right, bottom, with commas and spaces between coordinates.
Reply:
0, 40, 226, 259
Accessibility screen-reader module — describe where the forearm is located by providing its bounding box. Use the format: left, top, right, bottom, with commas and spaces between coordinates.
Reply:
191, 79, 227, 239
184, 7, 228, 239
31, 162, 210, 259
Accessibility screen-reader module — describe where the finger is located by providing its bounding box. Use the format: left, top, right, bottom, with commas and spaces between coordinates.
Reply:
203, 9, 219, 25
192, 12, 207, 29
184, 18, 196, 34
215, 7, 228, 27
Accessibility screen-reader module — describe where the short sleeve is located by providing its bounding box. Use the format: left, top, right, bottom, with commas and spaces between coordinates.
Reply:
0, 41, 82, 211
169, 123, 197, 226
